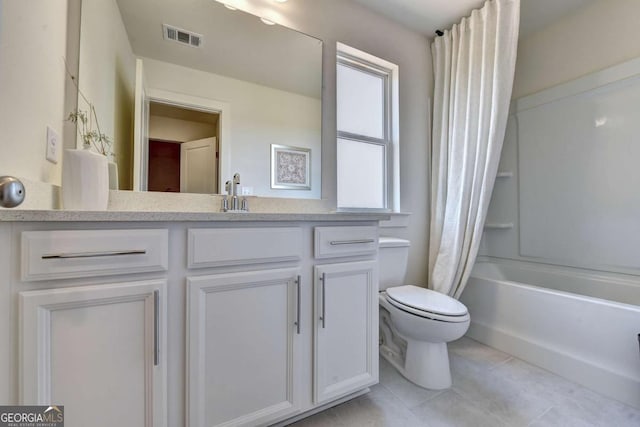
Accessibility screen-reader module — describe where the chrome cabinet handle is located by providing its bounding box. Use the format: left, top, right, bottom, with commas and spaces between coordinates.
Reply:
154, 290, 160, 366
320, 272, 326, 329
329, 239, 375, 246
294, 276, 301, 335
42, 249, 147, 259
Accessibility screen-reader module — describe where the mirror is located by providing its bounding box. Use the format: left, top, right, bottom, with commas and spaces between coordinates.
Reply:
77, 0, 322, 198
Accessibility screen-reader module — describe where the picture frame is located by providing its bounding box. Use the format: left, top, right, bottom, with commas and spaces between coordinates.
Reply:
270, 144, 311, 190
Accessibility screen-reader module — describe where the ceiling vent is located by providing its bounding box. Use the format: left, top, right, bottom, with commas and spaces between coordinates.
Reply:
163, 24, 202, 48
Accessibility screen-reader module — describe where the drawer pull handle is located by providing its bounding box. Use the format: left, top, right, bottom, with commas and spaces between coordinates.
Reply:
329, 239, 375, 246
42, 250, 147, 259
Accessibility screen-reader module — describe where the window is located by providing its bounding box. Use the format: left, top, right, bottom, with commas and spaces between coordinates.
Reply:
336, 43, 399, 211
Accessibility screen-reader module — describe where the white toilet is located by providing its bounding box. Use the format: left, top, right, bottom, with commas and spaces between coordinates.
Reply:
378, 237, 470, 390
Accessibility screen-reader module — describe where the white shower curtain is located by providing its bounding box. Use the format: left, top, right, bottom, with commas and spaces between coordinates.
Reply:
429, 0, 519, 298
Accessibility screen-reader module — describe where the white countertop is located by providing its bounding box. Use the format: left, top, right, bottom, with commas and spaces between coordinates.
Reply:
0, 209, 391, 222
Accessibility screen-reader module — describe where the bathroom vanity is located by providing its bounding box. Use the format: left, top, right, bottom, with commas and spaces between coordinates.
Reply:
0, 211, 386, 427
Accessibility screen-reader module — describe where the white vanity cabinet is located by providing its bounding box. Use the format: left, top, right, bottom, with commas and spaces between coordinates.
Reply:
0, 215, 385, 427
313, 261, 378, 404
186, 225, 380, 426
187, 269, 302, 427
16, 228, 170, 427
185, 226, 305, 427
20, 280, 167, 427
312, 226, 379, 405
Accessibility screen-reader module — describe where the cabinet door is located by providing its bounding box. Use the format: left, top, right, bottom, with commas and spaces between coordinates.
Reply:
314, 261, 379, 404
187, 268, 302, 427
19, 280, 167, 427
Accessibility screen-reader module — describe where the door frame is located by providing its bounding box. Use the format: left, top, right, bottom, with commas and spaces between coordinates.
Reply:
143, 88, 231, 194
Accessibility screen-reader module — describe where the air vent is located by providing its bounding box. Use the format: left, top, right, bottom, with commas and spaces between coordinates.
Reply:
162, 24, 203, 48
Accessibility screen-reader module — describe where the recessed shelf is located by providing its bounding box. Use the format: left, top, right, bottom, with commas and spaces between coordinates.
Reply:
496, 171, 514, 178
484, 223, 514, 230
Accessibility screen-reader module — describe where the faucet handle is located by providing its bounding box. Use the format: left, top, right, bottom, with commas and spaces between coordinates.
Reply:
232, 173, 241, 197
241, 197, 249, 212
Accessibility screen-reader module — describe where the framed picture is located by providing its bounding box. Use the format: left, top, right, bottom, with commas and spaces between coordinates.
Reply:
271, 144, 311, 190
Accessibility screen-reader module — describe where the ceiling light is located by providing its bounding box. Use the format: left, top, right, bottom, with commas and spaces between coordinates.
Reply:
274, 0, 288, 3
224, 4, 237, 10
260, 17, 276, 25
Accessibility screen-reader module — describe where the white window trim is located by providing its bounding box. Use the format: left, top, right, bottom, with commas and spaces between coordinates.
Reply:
336, 42, 400, 212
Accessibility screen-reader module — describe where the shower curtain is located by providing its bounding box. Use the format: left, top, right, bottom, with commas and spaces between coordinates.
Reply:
428, 0, 520, 298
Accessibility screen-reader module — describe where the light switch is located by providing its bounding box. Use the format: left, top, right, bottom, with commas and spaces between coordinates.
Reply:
46, 126, 60, 164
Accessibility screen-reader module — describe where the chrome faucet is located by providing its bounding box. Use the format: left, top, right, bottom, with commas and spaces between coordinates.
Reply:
231, 173, 241, 211
221, 173, 249, 212
221, 180, 231, 212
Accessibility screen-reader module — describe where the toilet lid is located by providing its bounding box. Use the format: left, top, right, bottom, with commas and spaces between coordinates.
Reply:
386, 285, 468, 317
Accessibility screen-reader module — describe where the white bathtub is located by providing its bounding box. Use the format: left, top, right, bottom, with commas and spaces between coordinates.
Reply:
461, 259, 640, 409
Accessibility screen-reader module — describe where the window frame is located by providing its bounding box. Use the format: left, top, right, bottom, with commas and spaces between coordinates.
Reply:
336, 43, 399, 212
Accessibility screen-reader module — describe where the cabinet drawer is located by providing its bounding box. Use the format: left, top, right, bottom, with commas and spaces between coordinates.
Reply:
314, 226, 378, 259
188, 227, 302, 269
21, 229, 168, 281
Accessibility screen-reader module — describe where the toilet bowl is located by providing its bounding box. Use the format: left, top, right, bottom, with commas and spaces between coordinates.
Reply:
378, 238, 470, 390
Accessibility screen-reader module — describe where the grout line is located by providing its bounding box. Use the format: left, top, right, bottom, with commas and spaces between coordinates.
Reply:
379, 371, 444, 412
490, 356, 514, 371
380, 381, 414, 410
449, 388, 509, 425
411, 390, 445, 409
526, 406, 554, 427
375, 382, 431, 425
449, 382, 492, 408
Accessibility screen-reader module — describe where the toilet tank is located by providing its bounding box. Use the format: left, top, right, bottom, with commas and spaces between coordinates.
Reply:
378, 237, 410, 291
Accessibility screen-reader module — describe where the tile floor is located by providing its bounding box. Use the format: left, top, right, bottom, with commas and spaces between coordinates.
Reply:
290, 337, 640, 427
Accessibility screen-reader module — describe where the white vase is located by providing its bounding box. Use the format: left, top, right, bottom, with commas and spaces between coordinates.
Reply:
108, 161, 119, 190
62, 147, 109, 210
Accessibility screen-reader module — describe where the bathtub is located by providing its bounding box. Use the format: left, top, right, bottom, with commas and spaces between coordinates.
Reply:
461, 259, 640, 409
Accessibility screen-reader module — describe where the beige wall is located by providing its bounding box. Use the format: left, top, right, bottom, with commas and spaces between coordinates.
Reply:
236, 0, 433, 284
144, 58, 323, 199
149, 115, 217, 143
78, 0, 136, 190
513, 0, 640, 98
0, 0, 69, 185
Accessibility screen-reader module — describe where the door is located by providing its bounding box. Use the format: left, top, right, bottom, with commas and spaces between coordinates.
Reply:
133, 58, 150, 191
180, 137, 217, 193
186, 268, 302, 427
314, 261, 378, 404
148, 140, 181, 192
19, 280, 167, 427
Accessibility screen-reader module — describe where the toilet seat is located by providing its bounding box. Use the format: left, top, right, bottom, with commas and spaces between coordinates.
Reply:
385, 285, 469, 323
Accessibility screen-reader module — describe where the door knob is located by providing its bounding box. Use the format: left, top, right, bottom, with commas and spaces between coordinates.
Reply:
0, 176, 26, 208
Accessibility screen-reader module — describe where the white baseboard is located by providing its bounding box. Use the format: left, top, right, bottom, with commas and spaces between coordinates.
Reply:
467, 321, 640, 410
271, 388, 371, 426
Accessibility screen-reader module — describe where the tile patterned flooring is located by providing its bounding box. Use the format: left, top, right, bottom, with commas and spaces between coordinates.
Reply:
290, 337, 640, 427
